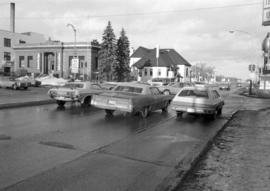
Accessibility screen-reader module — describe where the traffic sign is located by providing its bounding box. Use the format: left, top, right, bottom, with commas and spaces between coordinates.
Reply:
71, 58, 79, 73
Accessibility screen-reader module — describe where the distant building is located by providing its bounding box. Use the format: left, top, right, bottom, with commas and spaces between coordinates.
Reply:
0, 29, 46, 74
130, 46, 191, 82
13, 40, 100, 80
0, 3, 46, 75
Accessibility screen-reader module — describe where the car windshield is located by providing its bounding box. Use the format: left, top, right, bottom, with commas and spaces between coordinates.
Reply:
63, 83, 84, 88
178, 89, 208, 98
114, 86, 143, 94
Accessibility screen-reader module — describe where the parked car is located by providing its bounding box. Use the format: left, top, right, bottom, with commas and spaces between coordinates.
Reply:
219, 83, 230, 91
147, 78, 174, 87
0, 76, 29, 90
16, 75, 41, 87
237, 83, 242, 87
158, 82, 194, 95
194, 81, 207, 88
170, 86, 224, 119
48, 81, 106, 107
91, 83, 173, 118
100, 82, 119, 90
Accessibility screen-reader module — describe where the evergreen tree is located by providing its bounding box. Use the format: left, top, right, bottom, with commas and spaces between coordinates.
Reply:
114, 28, 130, 82
98, 21, 117, 81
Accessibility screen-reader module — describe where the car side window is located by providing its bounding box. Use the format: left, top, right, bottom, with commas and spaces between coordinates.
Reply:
150, 87, 161, 95
91, 84, 101, 89
211, 90, 220, 99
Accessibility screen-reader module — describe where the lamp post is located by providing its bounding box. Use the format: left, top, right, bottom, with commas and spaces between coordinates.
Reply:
229, 30, 258, 94
67, 23, 77, 79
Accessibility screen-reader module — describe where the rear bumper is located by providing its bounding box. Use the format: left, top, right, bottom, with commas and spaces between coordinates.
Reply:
91, 101, 133, 112
171, 105, 216, 114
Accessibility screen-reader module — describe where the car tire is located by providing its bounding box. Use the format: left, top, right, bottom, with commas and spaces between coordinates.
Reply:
176, 111, 183, 118
162, 101, 169, 112
57, 100, 66, 107
217, 107, 222, 116
105, 109, 114, 116
163, 90, 170, 95
141, 107, 149, 118
210, 110, 217, 120
82, 96, 91, 107
24, 87, 28, 90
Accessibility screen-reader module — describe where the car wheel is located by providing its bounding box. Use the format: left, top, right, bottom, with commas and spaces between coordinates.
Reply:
217, 107, 222, 116
24, 87, 28, 90
163, 90, 170, 95
162, 101, 169, 112
82, 96, 91, 107
105, 109, 114, 116
176, 111, 183, 118
141, 107, 149, 118
57, 100, 66, 107
210, 110, 217, 120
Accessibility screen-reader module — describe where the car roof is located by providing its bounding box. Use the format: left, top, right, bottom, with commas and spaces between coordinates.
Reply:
115, 82, 150, 88
181, 86, 212, 91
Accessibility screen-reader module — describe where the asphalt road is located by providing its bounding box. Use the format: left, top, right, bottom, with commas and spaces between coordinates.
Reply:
0, 90, 242, 191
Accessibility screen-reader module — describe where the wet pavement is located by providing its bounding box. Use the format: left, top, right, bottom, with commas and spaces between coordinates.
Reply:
176, 109, 270, 191
0, 101, 229, 191
0, 87, 261, 191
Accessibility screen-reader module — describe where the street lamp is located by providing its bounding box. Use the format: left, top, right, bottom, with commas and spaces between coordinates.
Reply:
229, 30, 251, 35
67, 23, 77, 80
229, 30, 257, 94
66, 23, 77, 57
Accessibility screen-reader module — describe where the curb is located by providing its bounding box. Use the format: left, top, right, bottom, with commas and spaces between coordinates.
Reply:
0, 99, 55, 110
155, 111, 238, 191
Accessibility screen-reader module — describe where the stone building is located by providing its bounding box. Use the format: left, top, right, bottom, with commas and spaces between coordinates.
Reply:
13, 40, 100, 80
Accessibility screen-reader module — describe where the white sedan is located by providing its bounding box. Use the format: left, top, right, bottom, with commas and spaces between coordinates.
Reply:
170, 86, 224, 119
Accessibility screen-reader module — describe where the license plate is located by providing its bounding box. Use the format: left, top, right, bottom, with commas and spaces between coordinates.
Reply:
187, 108, 195, 113
108, 100, 116, 105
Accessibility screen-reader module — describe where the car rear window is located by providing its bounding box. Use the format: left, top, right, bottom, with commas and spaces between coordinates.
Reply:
63, 83, 84, 88
114, 86, 143, 93
178, 89, 208, 98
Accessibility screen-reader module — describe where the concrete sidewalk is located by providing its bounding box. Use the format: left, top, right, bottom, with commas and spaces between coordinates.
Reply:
0, 87, 54, 109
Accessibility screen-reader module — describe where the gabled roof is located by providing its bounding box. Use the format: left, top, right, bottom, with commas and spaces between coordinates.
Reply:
131, 46, 191, 69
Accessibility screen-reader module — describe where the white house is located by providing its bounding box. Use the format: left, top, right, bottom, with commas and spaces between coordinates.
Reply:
131, 46, 191, 82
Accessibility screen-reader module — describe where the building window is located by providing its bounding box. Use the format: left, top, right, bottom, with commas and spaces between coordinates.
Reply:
79, 56, 85, 68
158, 69, 161, 76
19, 40, 26, 44
95, 56, 98, 70
4, 38, 11, 47
150, 68, 153, 76
186, 68, 189, 77
4, 52, 11, 61
144, 68, 148, 76
27, 56, 33, 68
19, 56, 24, 68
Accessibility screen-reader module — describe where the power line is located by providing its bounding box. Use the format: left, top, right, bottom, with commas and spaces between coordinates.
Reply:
0, 1, 261, 20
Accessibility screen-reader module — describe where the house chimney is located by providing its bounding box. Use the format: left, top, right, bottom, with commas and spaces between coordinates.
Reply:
10, 2, 15, 33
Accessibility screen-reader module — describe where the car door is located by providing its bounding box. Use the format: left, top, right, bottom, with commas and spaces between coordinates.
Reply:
149, 87, 160, 110
210, 90, 221, 108
149, 87, 166, 110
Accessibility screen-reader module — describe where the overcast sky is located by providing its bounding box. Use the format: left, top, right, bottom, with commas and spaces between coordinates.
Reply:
0, 0, 268, 79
